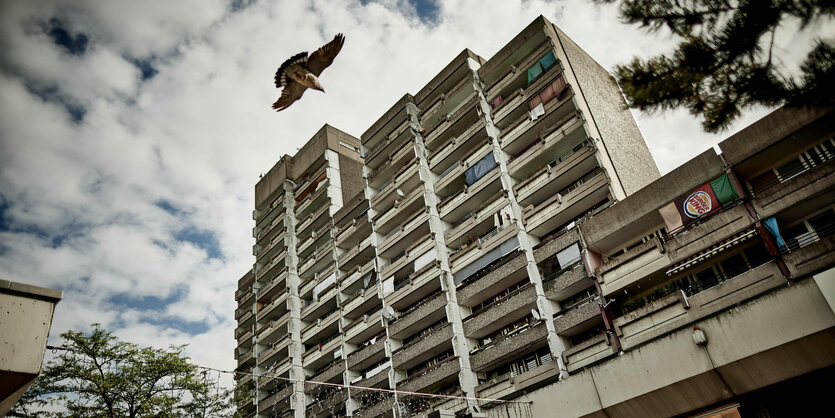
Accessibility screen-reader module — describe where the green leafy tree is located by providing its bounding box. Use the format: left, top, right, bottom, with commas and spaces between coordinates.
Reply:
10, 324, 233, 417
597, 0, 834, 132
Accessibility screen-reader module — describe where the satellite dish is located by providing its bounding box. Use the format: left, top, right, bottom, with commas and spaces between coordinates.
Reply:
382, 306, 399, 321
531, 308, 542, 321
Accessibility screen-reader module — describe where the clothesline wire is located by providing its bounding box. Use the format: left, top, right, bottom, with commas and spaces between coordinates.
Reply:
44, 345, 532, 406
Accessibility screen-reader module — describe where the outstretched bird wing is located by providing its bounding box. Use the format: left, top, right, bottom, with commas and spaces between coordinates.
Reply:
272, 81, 307, 112
307, 33, 345, 76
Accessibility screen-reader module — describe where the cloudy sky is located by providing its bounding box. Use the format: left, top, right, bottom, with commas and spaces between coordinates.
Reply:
0, 0, 827, 377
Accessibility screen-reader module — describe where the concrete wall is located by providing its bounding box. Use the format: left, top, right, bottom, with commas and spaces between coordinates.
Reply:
0, 279, 61, 416
581, 150, 725, 254
551, 26, 659, 197
484, 279, 835, 418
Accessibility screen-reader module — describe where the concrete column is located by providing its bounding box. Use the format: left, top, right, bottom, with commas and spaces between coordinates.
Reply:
473, 63, 570, 379
281, 180, 307, 418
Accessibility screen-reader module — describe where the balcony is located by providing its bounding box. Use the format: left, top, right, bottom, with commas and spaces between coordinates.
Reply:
470, 322, 548, 371
553, 296, 601, 335
507, 115, 588, 181
456, 251, 527, 307
428, 119, 488, 176
256, 316, 289, 347
482, 38, 554, 108
396, 356, 460, 394
419, 67, 477, 137
370, 158, 420, 211
256, 269, 288, 306
354, 394, 395, 418
340, 258, 375, 293
444, 193, 510, 251
299, 242, 335, 281
306, 388, 348, 417
364, 114, 413, 173
255, 250, 287, 284
598, 237, 670, 297
255, 212, 285, 249
563, 333, 613, 373
388, 290, 447, 339
450, 223, 519, 276
438, 167, 502, 223
302, 309, 340, 345
353, 364, 390, 390
310, 357, 347, 384
463, 283, 537, 338
544, 263, 590, 301
377, 211, 430, 259
237, 348, 255, 368
296, 202, 330, 240
665, 204, 756, 266
523, 170, 610, 238
490, 55, 563, 129
258, 382, 293, 416
423, 94, 481, 152
751, 158, 835, 219
498, 85, 576, 158
341, 281, 381, 320
433, 143, 493, 199
297, 225, 332, 261
384, 261, 443, 312
475, 359, 559, 400
373, 186, 425, 237
614, 261, 785, 351
256, 335, 291, 369
392, 323, 453, 370
303, 337, 342, 372
337, 235, 375, 273
335, 213, 372, 250
301, 286, 338, 323
347, 335, 387, 370
256, 291, 288, 323
367, 139, 418, 190
783, 234, 835, 278
345, 307, 384, 344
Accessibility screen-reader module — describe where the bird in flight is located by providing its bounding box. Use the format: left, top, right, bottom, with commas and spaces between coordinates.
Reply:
272, 33, 345, 112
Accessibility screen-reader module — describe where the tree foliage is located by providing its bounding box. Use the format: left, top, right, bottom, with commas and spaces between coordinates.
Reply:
10, 324, 233, 417
597, 0, 834, 132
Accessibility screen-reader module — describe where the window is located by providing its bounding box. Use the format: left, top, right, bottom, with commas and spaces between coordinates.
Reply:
538, 242, 582, 281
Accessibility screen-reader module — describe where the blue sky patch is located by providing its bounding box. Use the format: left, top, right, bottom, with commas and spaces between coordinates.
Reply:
25, 83, 86, 123
46, 18, 88, 55
360, 0, 440, 23
108, 286, 186, 311
174, 226, 223, 259
130, 57, 158, 81
155, 199, 183, 217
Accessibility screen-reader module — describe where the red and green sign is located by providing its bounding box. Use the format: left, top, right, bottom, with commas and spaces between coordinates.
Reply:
659, 174, 740, 232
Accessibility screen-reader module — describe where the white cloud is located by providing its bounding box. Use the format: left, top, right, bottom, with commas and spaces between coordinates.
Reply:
0, 0, 826, 381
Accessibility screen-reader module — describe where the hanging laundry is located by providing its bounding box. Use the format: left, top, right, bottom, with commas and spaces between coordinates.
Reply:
529, 103, 545, 120
539, 51, 557, 71
527, 62, 543, 84
465, 152, 498, 186
491, 96, 504, 109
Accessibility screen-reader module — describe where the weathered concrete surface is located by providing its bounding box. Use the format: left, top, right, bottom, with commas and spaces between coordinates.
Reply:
463, 285, 537, 337
664, 204, 755, 265
388, 292, 446, 338
347, 336, 387, 370
752, 161, 835, 219
397, 358, 461, 393
455, 253, 526, 306
491, 279, 835, 418
719, 106, 833, 166
0, 279, 61, 416
553, 299, 600, 335
392, 324, 453, 369
471, 323, 548, 372
581, 150, 724, 254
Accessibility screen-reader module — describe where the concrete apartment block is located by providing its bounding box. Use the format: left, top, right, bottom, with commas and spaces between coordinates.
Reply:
236, 15, 671, 417
0, 279, 61, 415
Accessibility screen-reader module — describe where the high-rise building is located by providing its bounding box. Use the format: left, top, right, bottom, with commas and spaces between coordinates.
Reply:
236, 15, 665, 417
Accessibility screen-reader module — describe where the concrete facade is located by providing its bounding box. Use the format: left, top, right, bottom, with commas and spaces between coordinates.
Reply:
237, 15, 667, 418
0, 279, 62, 415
